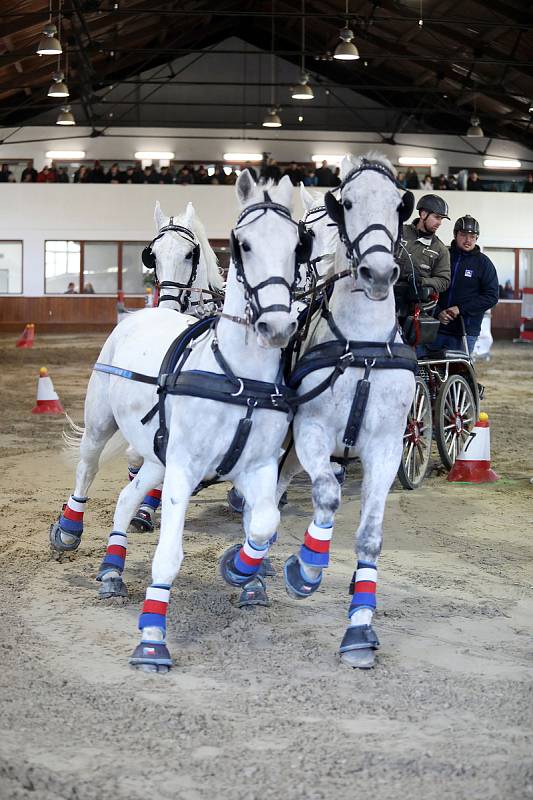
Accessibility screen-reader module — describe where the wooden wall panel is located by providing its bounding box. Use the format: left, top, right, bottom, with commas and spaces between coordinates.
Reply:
0, 296, 145, 332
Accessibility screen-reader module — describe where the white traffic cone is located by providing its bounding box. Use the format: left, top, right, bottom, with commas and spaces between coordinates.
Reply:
31, 367, 65, 414
447, 412, 499, 483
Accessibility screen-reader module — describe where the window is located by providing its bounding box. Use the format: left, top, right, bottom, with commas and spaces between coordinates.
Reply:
45, 240, 81, 293
483, 248, 515, 288
0, 241, 23, 293
83, 242, 118, 294
122, 242, 148, 293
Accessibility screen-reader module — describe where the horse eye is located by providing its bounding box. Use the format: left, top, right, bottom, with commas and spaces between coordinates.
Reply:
343, 199, 352, 210
241, 241, 251, 252
185, 251, 192, 259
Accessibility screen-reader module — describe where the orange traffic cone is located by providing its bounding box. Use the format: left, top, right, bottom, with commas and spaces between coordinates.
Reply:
16, 323, 35, 348
31, 367, 65, 414
447, 412, 499, 483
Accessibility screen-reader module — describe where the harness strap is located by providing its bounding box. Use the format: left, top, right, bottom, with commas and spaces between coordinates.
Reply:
343, 359, 374, 449
214, 404, 254, 477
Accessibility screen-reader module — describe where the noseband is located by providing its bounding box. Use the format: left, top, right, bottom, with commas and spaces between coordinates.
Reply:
230, 191, 308, 324
141, 217, 201, 311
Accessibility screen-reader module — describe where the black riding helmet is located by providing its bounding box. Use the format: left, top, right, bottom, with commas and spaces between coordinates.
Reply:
416, 194, 450, 219
454, 214, 480, 236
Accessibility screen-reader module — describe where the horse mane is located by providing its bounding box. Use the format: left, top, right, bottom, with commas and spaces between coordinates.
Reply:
187, 213, 224, 290
249, 177, 293, 210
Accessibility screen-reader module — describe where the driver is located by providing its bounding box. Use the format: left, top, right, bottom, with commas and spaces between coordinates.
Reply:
397, 194, 451, 299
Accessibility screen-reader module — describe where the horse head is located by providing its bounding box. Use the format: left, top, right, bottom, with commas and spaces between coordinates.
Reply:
299, 184, 338, 285
233, 170, 300, 348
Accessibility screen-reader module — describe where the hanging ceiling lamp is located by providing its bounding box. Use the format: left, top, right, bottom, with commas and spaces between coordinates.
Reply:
466, 115, 483, 137
262, 2, 282, 127
48, 70, 69, 97
56, 105, 75, 125
334, 1, 359, 61
262, 108, 282, 127
291, 1, 314, 101
37, 22, 62, 56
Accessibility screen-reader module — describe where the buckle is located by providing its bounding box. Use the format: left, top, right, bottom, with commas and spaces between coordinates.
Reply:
339, 351, 355, 371
270, 385, 283, 407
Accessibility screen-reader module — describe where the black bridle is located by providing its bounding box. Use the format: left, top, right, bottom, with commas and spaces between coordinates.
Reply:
141, 217, 201, 312
324, 159, 414, 270
230, 191, 312, 325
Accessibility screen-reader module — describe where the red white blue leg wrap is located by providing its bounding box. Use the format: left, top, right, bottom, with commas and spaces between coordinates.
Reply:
348, 561, 377, 618
128, 465, 140, 481
233, 537, 271, 577
299, 521, 333, 568
59, 495, 87, 535
99, 531, 128, 575
141, 488, 162, 511
139, 585, 170, 635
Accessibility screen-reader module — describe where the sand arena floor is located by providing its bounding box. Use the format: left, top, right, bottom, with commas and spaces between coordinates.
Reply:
0, 333, 532, 800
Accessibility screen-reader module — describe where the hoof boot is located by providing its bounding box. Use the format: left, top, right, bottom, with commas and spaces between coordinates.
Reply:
219, 543, 253, 587
284, 554, 322, 600
258, 557, 276, 578
49, 520, 81, 553
129, 508, 154, 533
129, 641, 172, 671
339, 625, 379, 670
334, 465, 347, 486
98, 575, 128, 599
237, 576, 269, 608
227, 487, 245, 514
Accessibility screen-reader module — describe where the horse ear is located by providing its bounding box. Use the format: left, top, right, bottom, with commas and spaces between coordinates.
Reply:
340, 155, 353, 180
324, 190, 344, 227
236, 169, 256, 205
277, 174, 294, 208
300, 183, 314, 211
154, 200, 166, 231
184, 201, 195, 227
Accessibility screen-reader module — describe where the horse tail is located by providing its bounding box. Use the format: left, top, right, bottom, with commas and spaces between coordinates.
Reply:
61, 413, 128, 466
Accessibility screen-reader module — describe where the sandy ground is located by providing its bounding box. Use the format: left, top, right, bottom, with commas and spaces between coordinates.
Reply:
0, 333, 532, 800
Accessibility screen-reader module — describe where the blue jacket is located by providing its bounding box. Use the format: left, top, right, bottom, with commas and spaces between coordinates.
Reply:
437, 243, 499, 337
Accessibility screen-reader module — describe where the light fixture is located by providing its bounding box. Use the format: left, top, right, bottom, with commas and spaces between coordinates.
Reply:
134, 151, 175, 160
398, 156, 438, 166
466, 115, 484, 137
262, 109, 282, 128
483, 158, 521, 169
312, 154, 344, 166
529, 104, 533, 114
48, 70, 69, 97
224, 153, 262, 162
56, 105, 75, 125
46, 150, 85, 159
334, 2, 360, 61
37, 22, 62, 55
291, 2, 314, 101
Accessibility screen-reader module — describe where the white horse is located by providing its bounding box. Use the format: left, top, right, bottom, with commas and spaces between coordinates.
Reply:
276, 153, 417, 669
52, 171, 307, 671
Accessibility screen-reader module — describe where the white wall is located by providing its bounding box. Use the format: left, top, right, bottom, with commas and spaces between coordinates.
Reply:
1, 184, 533, 296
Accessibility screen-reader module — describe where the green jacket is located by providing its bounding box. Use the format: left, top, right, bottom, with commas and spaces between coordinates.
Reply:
397, 221, 451, 293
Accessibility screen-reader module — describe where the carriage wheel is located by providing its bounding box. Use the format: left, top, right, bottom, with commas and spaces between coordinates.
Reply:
397, 377, 433, 490
435, 374, 476, 470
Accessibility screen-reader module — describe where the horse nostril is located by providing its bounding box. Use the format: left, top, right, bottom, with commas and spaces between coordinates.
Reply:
287, 321, 297, 338
391, 265, 400, 283
257, 321, 270, 336
359, 266, 372, 282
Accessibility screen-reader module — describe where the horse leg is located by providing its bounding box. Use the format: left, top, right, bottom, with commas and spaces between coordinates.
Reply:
130, 484, 162, 533
129, 460, 194, 673
49, 409, 117, 555
276, 439, 302, 505
97, 460, 164, 598
219, 462, 280, 608
283, 423, 340, 599
339, 438, 402, 670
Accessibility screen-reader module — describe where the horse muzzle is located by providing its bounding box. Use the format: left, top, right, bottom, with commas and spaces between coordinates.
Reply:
255, 313, 297, 349
357, 262, 399, 301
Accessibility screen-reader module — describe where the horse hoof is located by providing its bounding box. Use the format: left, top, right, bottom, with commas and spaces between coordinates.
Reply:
98, 575, 128, 599
340, 648, 376, 670
334, 465, 346, 486
237, 576, 269, 608
49, 520, 81, 553
129, 641, 172, 671
258, 556, 276, 578
129, 508, 154, 533
339, 624, 379, 670
279, 491, 288, 507
219, 543, 247, 587
283, 554, 322, 600
227, 487, 245, 514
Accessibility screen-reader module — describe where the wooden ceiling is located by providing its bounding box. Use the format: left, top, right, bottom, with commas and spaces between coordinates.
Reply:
2, 0, 533, 147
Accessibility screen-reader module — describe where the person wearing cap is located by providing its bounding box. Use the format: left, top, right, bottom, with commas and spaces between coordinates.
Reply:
424, 214, 498, 354
397, 194, 451, 296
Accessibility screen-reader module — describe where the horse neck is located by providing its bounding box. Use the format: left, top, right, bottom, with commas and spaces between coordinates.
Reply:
215, 263, 283, 381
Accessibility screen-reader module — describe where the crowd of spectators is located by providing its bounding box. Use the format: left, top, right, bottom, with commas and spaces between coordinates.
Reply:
2, 158, 533, 192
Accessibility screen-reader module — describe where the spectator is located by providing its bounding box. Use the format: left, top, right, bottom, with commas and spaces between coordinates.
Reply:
283, 161, 304, 186
64, 282, 77, 294
523, 173, 533, 193
332, 167, 342, 187
123, 165, 135, 184
21, 161, 37, 182
303, 168, 318, 186
447, 174, 458, 191
105, 163, 122, 184
467, 170, 482, 191
176, 166, 194, 185
502, 279, 514, 299
159, 166, 174, 184
88, 160, 106, 183
261, 158, 282, 183
397, 171, 407, 188
315, 160, 335, 187
37, 165, 56, 183
421, 173, 434, 190
142, 165, 160, 184
56, 166, 70, 183
194, 165, 211, 185
0, 164, 16, 182
74, 165, 90, 183
435, 174, 448, 190
243, 162, 258, 181
404, 168, 420, 189
83, 282, 95, 294
225, 168, 238, 185
131, 163, 144, 184
211, 166, 227, 185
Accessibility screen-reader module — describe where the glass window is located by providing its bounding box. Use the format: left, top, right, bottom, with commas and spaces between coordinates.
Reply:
0, 241, 22, 293
122, 242, 148, 293
83, 242, 118, 294
45, 240, 81, 293
483, 248, 515, 288
520, 250, 533, 289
